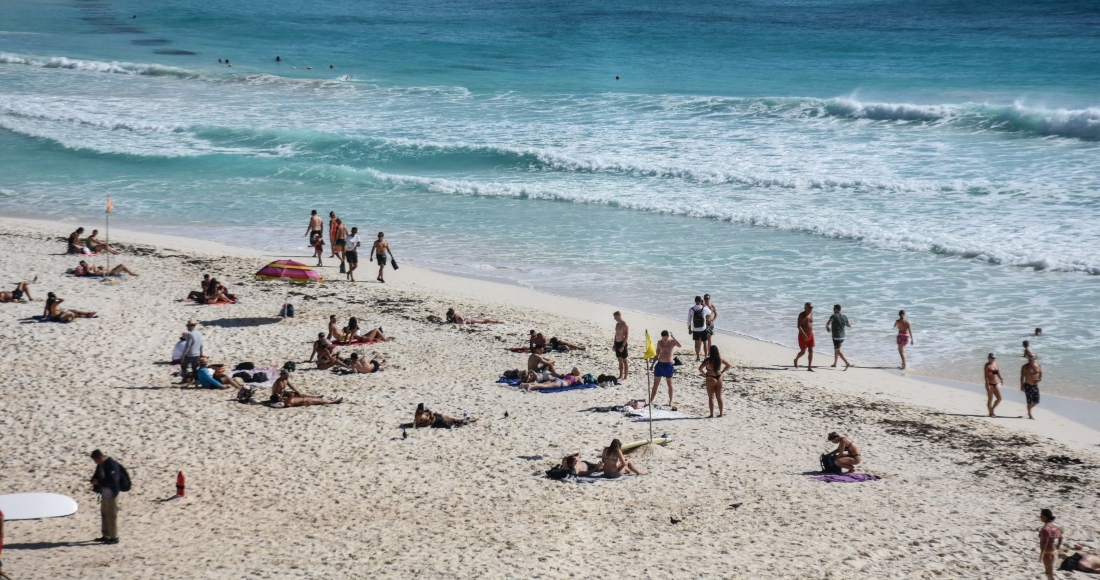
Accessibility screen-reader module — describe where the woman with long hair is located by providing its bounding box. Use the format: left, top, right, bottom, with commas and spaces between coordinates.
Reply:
698, 345, 731, 418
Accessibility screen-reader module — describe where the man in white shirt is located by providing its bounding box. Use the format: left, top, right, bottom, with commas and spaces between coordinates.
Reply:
344, 227, 362, 282
687, 296, 712, 361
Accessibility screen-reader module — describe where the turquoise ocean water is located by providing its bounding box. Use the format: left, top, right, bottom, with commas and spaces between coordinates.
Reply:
2, 0, 1098, 397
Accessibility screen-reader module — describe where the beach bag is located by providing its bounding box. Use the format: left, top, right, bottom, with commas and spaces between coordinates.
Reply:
546, 464, 572, 480
237, 384, 256, 403
280, 303, 295, 317
582, 373, 596, 384
391, 258, 399, 270
283, 361, 297, 373
235, 362, 255, 371
249, 372, 269, 383
692, 306, 705, 329
820, 452, 842, 474
232, 371, 253, 382
339, 261, 346, 274
118, 462, 132, 493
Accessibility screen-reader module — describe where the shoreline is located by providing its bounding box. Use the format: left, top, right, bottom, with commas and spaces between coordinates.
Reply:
5, 213, 1099, 447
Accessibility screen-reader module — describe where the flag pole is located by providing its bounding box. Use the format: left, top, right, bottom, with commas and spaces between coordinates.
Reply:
647, 357, 654, 444
643, 329, 656, 444
105, 197, 111, 274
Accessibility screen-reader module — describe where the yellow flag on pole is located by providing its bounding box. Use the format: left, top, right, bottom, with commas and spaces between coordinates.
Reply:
642, 330, 657, 360
106, 197, 114, 213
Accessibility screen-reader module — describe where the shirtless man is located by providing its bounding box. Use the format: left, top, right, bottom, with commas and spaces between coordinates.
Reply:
650, 330, 682, 408
333, 219, 348, 272
1021, 355, 1043, 420
370, 232, 393, 283
0, 277, 36, 302
84, 230, 120, 255
304, 210, 323, 243
67, 227, 86, 254
893, 310, 914, 370
613, 311, 629, 381
186, 274, 212, 302
271, 369, 342, 407
326, 315, 343, 341
43, 292, 97, 322
703, 294, 718, 353
74, 260, 138, 277
793, 302, 815, 371
308, 332, 333, 363
984, 353, 1004, 417
527, 346, 558, 377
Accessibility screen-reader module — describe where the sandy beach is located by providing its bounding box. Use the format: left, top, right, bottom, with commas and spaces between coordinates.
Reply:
2, 215, 1099, 579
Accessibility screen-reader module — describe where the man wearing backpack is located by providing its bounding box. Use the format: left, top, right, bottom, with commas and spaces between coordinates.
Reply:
687, 296, 712, 361
90, 449, 127, 544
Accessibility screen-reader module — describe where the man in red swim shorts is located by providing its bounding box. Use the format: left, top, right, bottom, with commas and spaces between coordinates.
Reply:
794, 302, 815, 372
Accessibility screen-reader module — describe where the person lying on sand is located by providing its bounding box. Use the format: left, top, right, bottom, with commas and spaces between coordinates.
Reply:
316, 348, 349, 371
827, 432, 861, 473
84, 230, 120, 255
271, 369, 341, 407
0, 277, 36, 302
347, 353, 387, 373
73, 260, 138, 277
561, 453, 601, 477
527, 346, 558, 375
67, 227, 87, 254
600, 439, 645, 478
521, 367, 584, 390
195, 361, 244, 390
186, 275, 212, 302
43, 292, 97, 322
1060, 546, 1100, 573
529, 330, 585, 351
413, 403, 475, 428
445, 308, 500, 325
337, 317, 388, 342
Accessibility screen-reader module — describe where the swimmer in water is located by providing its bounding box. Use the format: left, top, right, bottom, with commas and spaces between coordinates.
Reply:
275, 56, 281, 62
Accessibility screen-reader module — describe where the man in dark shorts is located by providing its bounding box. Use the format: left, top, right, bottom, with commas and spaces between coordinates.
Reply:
613, 311, 630, 381
344, 227, 361, 282
687, 296, 712, 361
370, 232, 394, 283
825, 304, 852, 370
794, 302, 814, 371
650, 330, 682, 408
304, 210, 322, 242
1021, 355, 1043, 420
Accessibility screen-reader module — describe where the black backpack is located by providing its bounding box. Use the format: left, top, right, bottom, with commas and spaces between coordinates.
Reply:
232, 371, 253, 382
820, 453, 842, 474
118, 462, 132, 492
234, 362, 255, 371
546, 464, 572, 480
249, 372, 269, 383
282, 361, 297, 373
692, 306, 705, 328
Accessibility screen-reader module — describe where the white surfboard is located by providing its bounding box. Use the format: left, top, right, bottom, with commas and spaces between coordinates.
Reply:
622, 436, 672, 452
0, 493, 79, 520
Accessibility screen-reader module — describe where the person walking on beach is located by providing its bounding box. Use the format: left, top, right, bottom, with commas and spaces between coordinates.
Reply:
90, 450, 122, 544
345, 227, 361, 282
1039, 508, 1062, 580
687, 296, 712, 361
613, 311, 629, 381
703, 293, 718, 353
179, 319, 203, 386
334, 219, 348, 274
984, 353, 1004, 417
370, 232, 394, 283
826, 304, 852, 370
794, 302, 815, 371
305, 210, 322, 242
327, 211, 338, 258
893, 310, 914, 370
650, 330, 682, 408
1021, 355, 1043, 420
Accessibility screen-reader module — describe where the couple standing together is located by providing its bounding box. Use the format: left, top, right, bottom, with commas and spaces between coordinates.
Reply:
647, 295, 730, 417
307, 210, 395, 283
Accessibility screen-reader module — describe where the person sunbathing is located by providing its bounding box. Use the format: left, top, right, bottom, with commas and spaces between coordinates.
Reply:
43, 292, 97, 322
73, 260, 138, 277
271, 369, 342, 407
521, 367, 585, 390
308, 333, 332, 363
561, 453, 601, 477
336, 317, 388, 342
67, 228, 87, 254
0, 277, 36, 302
84, 230, 120, 255
413, 403, 475, 428
445, 308, 500, 325
347, 353, 387, 373
195, 362, 243, 390
316, 348, 349, 371
600, 439, 645, 478
186, 274, 212, 302
1061, 547, 1100, 573
827, 432, 861, 473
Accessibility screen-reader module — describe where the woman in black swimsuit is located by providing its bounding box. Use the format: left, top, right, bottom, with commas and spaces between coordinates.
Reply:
561, 453, 601, 477
827, 432, 861, 473
697, 345, 732, 418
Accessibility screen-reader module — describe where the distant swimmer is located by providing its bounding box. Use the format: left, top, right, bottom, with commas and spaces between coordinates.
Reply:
306, 66, 313, 70
825, 304, 852, 370
984, 353, 1004, 417
275, 56, 281, 62
1035, 327, 1043, 336
893, 310, 914, 369
218, 59, 222, 63
793, 302, 814, 371
1023, 340, 1035, 360
615, 76, 620, 80
1021, 355, 1043, 420
329, 64, 334, 69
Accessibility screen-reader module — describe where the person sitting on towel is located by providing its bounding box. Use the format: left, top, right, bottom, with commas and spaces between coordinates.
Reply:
73, 260, 138, 277
527, 346, 558, 376
347, 353, 387, 373
521, 367, 584, 391
561, 453, 601, 477
200, 278, 232, 304
67, 227, 88, 254
600, 439, 645, 478
43, 292, 97, 322
529, 330, 585, 351
316, 347, 349, 371
338, 317, 388, 343
186, 274, 212, 302
309, 333, 334, 363
445, 308, 500, 325
195, 361, 244, 390
271, 369, 342, 407
84, 230, 121, 255
827, 432, 861, 473
413, 403, 475, 428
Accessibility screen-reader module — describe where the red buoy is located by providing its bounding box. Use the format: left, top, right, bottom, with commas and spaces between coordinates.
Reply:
176, 470, 186, 497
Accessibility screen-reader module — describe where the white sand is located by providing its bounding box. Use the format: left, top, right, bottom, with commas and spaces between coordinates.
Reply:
2, 215, 1099, 579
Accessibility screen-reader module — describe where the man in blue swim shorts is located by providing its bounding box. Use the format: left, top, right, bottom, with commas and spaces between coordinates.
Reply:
650, 330, 682, 408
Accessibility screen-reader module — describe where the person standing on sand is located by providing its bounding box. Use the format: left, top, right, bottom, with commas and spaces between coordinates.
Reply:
826, 304, 852, 370
984, 353, 1004, 417
89, 449, 122, 544
345, 227, 361, 282
687, 296, 712, 361
650, 330, 682, 408
334, 219, 348, 273
703, 293, 718, 353
1039, 509, 1062, 580
1021, 355, 1043, 420
305, 210, 322, 242
893, 310, 914, 370
794, 302, 815, 371
698, 345, 731, 418
179, 319, 203, 385
370, 232, 394, 283
613, 311, 629, 381
327, 211, 338, 258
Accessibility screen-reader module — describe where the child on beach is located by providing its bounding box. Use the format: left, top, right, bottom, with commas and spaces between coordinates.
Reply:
311, 233, 324, 267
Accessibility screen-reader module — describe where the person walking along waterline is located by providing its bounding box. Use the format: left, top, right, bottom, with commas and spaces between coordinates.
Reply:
613, 311, 630, 381
826, 304, 852, 370
370, 232, 395, 283
327, 211, 338, 258
1021, 355, 1043, 420
650, 330, 681, 408
334, 218, 348, 274
687, 296, 711, 361
90, 450, 122, 544
794, 302, 815, 372
893, 310, 913, 369
703, 293, 718, 353
345, 227, 361, 282
984, 353, 1004, 417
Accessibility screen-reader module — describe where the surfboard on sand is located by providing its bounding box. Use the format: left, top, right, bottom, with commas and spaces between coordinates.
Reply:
0, 493, 79, 520
622, 436, 672, 452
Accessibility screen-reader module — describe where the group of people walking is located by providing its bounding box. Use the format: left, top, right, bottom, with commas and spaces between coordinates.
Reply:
307, 210, 395, 283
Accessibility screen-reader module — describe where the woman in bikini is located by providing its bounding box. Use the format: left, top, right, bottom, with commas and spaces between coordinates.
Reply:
698, 345, 731, 418
347, 353, 387, 373
445, 308, 500, 325
337, 317, 388, 343
561, 453, 601, 477
84, 229, 121, 255
73, 260, 138, 277
413, 403, 475, 428
520, 367, 584, 391
827, 432, 861, 473
0, 277, 36, 302
984, 353, 1004, 417
43, 292, 97, 322
1040, 509, 1063, 580
600, 439, 645, 478
892, 310, 914, 370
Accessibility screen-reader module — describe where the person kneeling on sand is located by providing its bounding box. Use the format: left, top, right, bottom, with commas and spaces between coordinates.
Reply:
413, 403, 475, 428
827, 432, 861, 473
600, 439, 645, 478
43, 292, 97, 322
445, 308, 500, 325
521, 367, 584, 391
0, 277, 36, 302
561, 453, 601, 477
271, 369, 341, 407
73, 260, 138, 277
347, 353, 387, 373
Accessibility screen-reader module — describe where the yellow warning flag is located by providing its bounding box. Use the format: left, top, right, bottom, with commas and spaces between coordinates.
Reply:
642, 330, 657, 360
106, 197, 114, 213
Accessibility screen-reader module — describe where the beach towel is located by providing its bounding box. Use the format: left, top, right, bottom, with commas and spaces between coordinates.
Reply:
566, 474, 637, 484
199, 299, 236, 306
508, 346, 568, 353
624, 406, 700, 421
812, 473, 881, 483
332, 339, 381, 347
496, 376, 598, 394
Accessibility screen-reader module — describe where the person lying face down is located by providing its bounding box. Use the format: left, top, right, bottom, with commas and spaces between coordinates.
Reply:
413, 403, 475, 428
